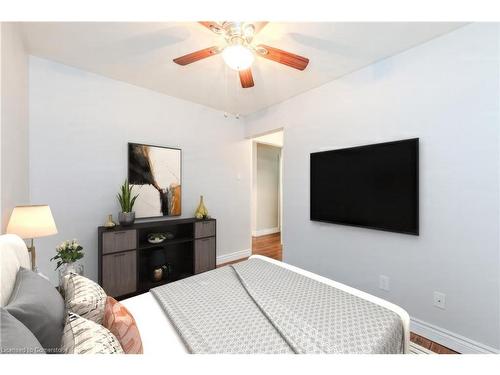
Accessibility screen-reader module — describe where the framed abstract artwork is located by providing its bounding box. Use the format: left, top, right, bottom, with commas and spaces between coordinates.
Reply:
128, 143, 181, 218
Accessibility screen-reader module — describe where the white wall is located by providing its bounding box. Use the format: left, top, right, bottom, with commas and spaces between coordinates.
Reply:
1, 23, 29, 231
29, 57, 251, 284
245, 23, 500, 351
255, 143, 280, 234
253, 131, 284, 147
0, 23, 2, 221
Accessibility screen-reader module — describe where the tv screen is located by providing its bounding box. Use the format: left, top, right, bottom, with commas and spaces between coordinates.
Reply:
310, 138, 419, 235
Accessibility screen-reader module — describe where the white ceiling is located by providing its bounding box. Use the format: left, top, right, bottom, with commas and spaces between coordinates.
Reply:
21, 22, 466, 116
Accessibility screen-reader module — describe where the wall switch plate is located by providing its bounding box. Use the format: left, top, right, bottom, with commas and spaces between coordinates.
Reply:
433, 291, 446, 309
379, 275, 390, 291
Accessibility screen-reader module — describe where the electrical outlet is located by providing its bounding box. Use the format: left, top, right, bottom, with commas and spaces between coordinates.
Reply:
379, 275, 390, 291
433, 292, 446, 309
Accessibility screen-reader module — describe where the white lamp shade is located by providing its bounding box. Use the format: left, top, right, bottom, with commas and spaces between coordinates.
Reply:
6, 205, 58, 239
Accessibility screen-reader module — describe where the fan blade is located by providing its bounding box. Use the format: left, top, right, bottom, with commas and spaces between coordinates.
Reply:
239, 68, 255, 88
256, 45, 309, 70
199, 21, 224, 34
173, 46, 221, 66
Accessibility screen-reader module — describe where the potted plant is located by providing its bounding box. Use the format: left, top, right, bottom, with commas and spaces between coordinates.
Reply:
51, 239, 84, 289
117, 179, 139, 226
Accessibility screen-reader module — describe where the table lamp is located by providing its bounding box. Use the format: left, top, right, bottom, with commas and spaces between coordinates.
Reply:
6, 205, 58, 271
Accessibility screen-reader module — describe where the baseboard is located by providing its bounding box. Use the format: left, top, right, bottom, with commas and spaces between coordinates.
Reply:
252, 227, 280, 237
216, 249, 252, 265
410, 317, 499, 354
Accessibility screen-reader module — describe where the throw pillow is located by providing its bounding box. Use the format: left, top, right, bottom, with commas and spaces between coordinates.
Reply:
102, 296, 143, 354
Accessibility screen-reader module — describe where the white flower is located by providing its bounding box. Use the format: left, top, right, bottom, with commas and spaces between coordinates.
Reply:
56, 239, 82, 253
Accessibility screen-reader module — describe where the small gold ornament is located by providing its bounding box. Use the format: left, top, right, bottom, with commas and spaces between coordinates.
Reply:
195, 195, 208, 219
104, 214, 116, 228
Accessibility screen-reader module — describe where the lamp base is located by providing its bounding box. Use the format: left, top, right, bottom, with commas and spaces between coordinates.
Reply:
28, 242, 37, 271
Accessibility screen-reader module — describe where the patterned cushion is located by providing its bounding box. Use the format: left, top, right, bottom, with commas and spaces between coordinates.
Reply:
65, 274, 106, 324
61, 312, 124, 354
103, 297, 143, 354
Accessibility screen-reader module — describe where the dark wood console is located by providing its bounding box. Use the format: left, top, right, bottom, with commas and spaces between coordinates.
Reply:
98, 218, 216, 299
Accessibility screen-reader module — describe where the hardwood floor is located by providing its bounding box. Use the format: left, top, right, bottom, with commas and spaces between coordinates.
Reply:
220, 232, 458, 354
252, 232, 282, 260
410, 333, 458, 354
217, 232, 282, 268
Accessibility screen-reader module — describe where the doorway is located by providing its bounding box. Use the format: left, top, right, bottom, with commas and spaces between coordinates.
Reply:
251, 130, 283, 261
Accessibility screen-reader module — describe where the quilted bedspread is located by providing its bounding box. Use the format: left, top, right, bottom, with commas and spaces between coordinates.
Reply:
151, 258, 404, 354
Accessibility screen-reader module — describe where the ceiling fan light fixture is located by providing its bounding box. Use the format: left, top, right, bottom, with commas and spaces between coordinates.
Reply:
173, 22, 309, 89
222, 44, 254, 71
243, 24, 255, 38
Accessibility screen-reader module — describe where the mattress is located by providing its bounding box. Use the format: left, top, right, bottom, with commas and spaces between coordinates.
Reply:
121, 255, 410, 354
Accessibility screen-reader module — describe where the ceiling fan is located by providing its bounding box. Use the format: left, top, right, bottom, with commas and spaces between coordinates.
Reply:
173, 21, 310, 88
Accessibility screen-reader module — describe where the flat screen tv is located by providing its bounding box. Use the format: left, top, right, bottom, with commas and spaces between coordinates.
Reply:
310, 138, 419, 235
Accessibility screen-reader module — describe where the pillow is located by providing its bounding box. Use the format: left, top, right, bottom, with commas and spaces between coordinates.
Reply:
0, 234, 31, 307
61, 312, 124, 354
65, 273, 106, 324
0, 308, 45, 354
103, 296, 143, 354
5, 268, 65, 352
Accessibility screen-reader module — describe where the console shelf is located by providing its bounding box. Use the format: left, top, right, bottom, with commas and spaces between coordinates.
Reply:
138, 237, 194, 250
98, 217, 216, 300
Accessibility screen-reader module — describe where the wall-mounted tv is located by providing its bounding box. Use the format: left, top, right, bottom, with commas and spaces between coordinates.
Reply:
310, 138, 419, 235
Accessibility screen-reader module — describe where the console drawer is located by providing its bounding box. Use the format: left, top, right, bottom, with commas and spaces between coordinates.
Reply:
102, 230, 136, 255
194, 237, 216, 274
194, 220, 215, 239
102, 250, 137, 297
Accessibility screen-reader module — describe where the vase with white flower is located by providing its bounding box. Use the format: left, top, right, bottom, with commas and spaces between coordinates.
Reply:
51, 239, 84, 289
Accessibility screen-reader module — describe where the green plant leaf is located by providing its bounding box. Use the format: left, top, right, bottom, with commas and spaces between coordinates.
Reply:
117, 192, 125, 211
116, 179, 139, 213
51, 240, 84, 270
130, 194, 138, 211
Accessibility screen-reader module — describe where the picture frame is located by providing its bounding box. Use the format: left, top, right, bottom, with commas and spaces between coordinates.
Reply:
128, 142, 182, 219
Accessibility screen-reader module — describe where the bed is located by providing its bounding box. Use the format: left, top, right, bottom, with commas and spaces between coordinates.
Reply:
1, 234, 409, 354
121, 255, 410, 354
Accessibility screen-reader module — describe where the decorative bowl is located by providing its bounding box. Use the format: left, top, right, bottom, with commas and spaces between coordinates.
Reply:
147, 233, 167, 244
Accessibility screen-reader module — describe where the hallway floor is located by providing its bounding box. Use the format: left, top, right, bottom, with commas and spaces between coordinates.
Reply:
252, 232, 282, 260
